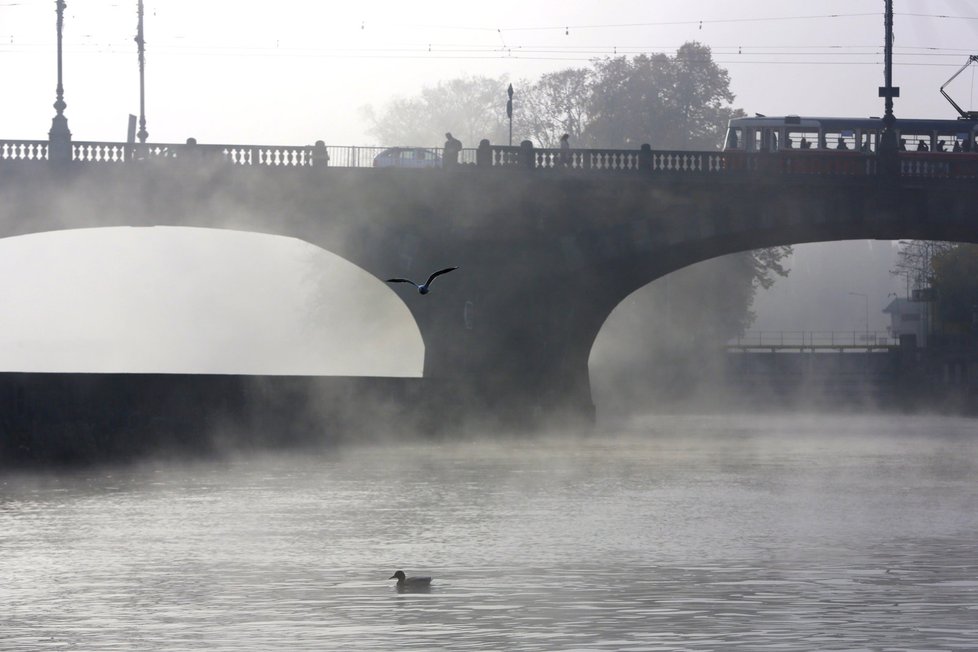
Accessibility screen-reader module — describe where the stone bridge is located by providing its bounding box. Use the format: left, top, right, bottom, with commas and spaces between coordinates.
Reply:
2, 141, 978, 427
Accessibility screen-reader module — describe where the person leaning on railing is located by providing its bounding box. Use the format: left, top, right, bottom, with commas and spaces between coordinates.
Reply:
313, 140, 330, 167
559, 133, 571, 167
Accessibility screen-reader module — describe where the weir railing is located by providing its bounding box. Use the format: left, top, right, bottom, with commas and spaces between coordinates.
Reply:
728, 331, 899, 352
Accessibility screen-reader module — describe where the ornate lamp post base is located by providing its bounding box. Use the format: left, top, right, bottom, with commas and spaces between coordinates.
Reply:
49, 113, 72, 163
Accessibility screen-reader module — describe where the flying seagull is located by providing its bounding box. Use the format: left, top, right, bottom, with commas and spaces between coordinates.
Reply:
386, 266, 458, 294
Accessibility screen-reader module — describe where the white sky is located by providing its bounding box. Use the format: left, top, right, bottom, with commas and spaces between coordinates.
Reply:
0, 1, 973, 373
4, 0, 978, 144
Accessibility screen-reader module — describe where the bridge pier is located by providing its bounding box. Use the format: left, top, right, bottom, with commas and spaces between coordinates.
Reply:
394, 276, 600, 430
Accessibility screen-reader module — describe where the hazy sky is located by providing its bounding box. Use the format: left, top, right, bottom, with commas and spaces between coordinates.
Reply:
4, 0, 978, 144
0, 1, 972, 373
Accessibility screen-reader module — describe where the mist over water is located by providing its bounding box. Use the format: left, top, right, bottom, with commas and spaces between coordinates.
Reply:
3, 413, 977, 650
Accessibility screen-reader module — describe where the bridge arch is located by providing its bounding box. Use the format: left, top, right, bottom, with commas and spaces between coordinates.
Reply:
567, 173, 978, 419
6, 160, 978, 426
0, 226, 423, 375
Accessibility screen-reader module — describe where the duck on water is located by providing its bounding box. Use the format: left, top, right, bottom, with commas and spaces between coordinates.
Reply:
389, 570, 432, 591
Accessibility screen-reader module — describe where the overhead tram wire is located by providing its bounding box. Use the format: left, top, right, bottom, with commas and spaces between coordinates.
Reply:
1, 40, 973, 67
358, 10, 978, 36
5, 6, 978, 59
6, 9, 978, 50
4, 35, 974, 55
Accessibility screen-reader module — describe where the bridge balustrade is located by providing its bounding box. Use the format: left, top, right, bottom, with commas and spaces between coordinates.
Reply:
0, 140, 487, 169
6, 137, 978, 180
74, 142, 129, 163
481, 144, 724, 173
0, 140, 49, 161
652, 151, 725, 173
900, 157, 951, 179
727, 151, 877, 176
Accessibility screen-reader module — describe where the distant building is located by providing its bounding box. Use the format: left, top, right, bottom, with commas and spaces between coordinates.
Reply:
883, 297, 928, 347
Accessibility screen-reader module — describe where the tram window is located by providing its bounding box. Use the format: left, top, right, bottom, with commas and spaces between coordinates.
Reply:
787, 130, 817, 150
725, 127, 743, 150
859, 132, 877, 153
902, 133, 932, 152
824, 131, 856, 151
934, 133, 960, 152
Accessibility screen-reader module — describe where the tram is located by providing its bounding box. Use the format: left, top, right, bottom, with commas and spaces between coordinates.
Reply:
724, 115, 978, 154
722, 115, 978, 176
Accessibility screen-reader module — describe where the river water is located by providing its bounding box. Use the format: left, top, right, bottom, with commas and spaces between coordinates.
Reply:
2, 413, 977, 651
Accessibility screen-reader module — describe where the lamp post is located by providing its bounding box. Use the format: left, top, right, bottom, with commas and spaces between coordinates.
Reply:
878, 0, 900, 167
49, 0, 72, 163
506, 84, 514, 146
849, 292, 869, 343
135, 0, 148, 144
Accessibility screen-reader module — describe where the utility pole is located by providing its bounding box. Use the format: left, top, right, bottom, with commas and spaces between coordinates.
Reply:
49, 0, 72, 163
136, 0, 148, 144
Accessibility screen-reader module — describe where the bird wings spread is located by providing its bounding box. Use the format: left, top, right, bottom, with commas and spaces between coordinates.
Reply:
425, 266, 459, 286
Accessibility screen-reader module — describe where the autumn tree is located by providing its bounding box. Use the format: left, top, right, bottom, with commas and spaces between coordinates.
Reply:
581, 42, 743, 150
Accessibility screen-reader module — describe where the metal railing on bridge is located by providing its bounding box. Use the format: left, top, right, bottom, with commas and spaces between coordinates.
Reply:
728, 330, 898, 352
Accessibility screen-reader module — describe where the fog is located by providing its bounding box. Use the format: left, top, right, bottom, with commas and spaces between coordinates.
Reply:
0, 230, 916, 416
0, 227, 422, 375
751, 240, 904, 333
4, 413, 978, 649
589, 240, 916, 416
3, 3, 978, 649
1, 0, 974, 419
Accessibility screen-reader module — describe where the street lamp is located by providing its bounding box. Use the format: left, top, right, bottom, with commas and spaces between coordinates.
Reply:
849, 292, 869, 343
506, 84, 514, 146
135, 0, 148, 144
49, 0, 72, 163
878, 0, 900, 161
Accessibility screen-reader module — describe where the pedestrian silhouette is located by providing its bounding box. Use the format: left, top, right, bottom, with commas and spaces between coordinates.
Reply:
444, 132, 462, 167
559, 133, 571, 167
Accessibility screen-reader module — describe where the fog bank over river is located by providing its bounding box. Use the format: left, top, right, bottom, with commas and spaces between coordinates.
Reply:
3, 412, 977, 650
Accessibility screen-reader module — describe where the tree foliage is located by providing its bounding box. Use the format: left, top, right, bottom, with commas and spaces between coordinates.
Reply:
519, 42, 744, 150
893, 239, 954, 293
931, 243, 978, 328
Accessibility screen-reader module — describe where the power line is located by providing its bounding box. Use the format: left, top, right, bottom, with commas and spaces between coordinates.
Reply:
363, 11, 978, 34
1, 40, 974, 62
